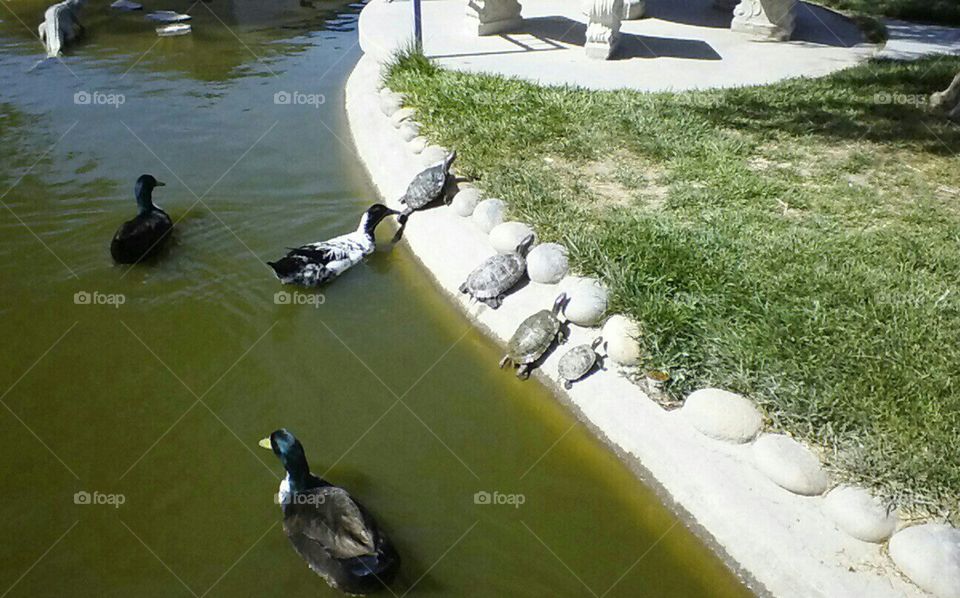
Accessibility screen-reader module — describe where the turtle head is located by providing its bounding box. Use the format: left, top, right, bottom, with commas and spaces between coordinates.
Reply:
442, 150, 457, 172
552, 293, 569, 316
515, 233, 535, 257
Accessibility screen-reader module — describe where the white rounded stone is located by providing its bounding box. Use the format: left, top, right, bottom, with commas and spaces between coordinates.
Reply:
489, 221, 535, 254
472, 198, 505, 233
752, 434, 829, 496
408, 136, 427, 154
889, 524, 960, 598
391, 107, 416, 128
451, 187, 480, 217
527, 243, 569, 284
682, 388, 763, 444
823, 486, 897, 543
379, 93, 402, 117
601, 314, 641, 366
399, 121, 420, 142
421, 145, 448, 167
563, 279, 607, 326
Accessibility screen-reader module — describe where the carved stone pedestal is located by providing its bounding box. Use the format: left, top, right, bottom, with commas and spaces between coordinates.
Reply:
931, 71, 960, 121
466, 0, 523, 35
623, 0, 644, 19
585, 0, 623, 59
731, 0, 797, 41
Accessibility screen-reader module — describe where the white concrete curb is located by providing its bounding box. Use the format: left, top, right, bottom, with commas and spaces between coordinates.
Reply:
343, 52, 935, 598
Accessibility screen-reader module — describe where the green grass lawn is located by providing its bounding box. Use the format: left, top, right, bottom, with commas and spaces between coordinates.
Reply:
386, 52, 960, 522
815, 0, 960, 26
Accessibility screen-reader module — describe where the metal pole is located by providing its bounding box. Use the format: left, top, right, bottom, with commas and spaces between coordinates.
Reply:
413, 0, 423, 51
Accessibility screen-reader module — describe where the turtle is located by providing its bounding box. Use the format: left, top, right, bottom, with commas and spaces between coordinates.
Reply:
391, 150, 457, 242
557, 337, 605, 389
499, 293, 569, 379
458, 234, 535, 309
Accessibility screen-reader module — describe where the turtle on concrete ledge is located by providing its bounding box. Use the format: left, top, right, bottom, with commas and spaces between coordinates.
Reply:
500, 293, 569, 379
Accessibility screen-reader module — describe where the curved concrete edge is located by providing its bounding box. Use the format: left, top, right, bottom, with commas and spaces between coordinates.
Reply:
344, 54, 929, 598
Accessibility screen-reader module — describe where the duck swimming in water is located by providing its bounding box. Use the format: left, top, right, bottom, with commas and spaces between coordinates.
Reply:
267, 203, 400, 287
110, 174, 172, 264
259, 429, 400, 595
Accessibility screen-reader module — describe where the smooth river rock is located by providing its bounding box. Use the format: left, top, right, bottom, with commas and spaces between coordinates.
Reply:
527, 243, 568, 284
451, 187, 480, 217
752, 433, 829, 496
408, 136, 427, 154
682, 388, 762, 444
391, 107, 416, 128
379, 93, 402, 116
399, 121, 420, 142
490, 221, 535, 254
563, 279, 607, 326
889, 524, 960, 598
822, 486, 897, 543
601, 314, 641, 365
473, 198, 505, 233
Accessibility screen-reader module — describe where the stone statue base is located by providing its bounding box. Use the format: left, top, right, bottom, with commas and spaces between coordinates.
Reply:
731, 0, 797, 41
623, 0, 644, 20
585, 0, 623, 59
466, 0, 523, 35
931, 72, 960, 121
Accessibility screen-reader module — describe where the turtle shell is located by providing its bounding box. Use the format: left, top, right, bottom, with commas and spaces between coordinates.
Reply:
464, 253, 525, 299
402, 156, 451, 210
558, 344, 598, 382
507, 309, 561, 364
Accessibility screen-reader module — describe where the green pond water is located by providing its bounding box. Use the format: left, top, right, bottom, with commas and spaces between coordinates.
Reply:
0, 1, 754, 596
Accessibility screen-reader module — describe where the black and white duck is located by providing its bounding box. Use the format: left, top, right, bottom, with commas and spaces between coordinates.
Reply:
110, 174, 173, 264
259, 429, 400, 595
267, 203, 400, 287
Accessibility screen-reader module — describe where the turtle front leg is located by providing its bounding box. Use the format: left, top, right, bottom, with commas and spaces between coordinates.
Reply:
516, 365, 530, 380
564, 380, 573, 390
487, 295, 502, 309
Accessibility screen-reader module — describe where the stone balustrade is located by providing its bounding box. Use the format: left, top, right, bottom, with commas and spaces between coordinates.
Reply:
468, 0, 800, 57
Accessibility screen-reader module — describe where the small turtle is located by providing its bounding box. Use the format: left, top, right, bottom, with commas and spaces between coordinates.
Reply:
391, 150, 456, 242
557, 337, 605, 389
499, 294, 568, 379
459, 234, 535, 309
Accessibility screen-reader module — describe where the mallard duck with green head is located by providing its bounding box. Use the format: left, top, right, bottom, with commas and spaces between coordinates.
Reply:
259, 429, 400, 595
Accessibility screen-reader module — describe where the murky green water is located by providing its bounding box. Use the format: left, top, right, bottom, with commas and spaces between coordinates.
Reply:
0, 2, 753, 596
